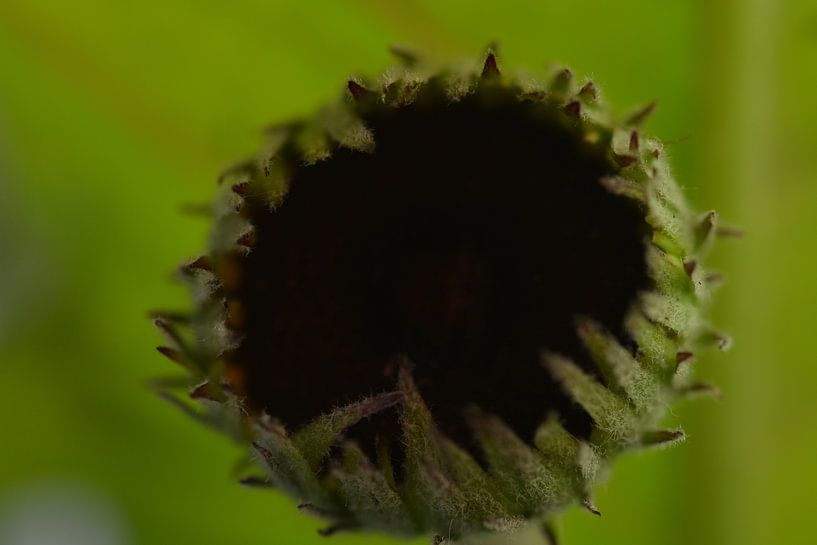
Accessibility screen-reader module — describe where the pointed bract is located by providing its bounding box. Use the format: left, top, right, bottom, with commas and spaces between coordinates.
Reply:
388, 45, 419, 66
293, 391, 403, 470
626, 101, 658, 127
331, 442, 415, 534
466, 408, 559, 513
600, 176, 647, 205
543, 354, 637, 445
549, 68, 573, 97
578, 81, 598, 102
640, 429, 686, 449
482, 53, 501, 78
575, 317, 661, 413
348, 80, 373, 102
253, 419, 330, 505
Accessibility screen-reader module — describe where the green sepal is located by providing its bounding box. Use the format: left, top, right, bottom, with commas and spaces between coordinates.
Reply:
695, 327, 733, 351
409, 455, 472, 538
153, 318, 206, 375
639, 429, 686, 449
398, 361, 439, 455
674, 381, 722, 400
694, 210, 718, 255
600, 175, 647, 205
542, 354, 637, 447
156, 385, 246, 442
319, 104, 375, 153
465, 408, 558, 515
534, 416, 579, 465
640, 291, 699, 336
331, 441, 415, 534
294, 122, 332, 164
397, 364, 456, 532
624, 308, 679, 378
646, 179, 694, 258
575, 317, 661, 414
293, 391, 403, 470
533, 417, 587, 505
547, 68, 574, 100
437, 436, 520, 532
252, 417, 331, 507
645, 245, 695, 298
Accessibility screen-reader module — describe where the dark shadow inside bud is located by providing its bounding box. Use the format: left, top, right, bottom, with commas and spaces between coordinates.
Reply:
233, 84, 650, 464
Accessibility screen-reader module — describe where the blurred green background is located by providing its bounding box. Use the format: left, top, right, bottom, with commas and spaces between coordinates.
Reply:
1, 1, 816, 544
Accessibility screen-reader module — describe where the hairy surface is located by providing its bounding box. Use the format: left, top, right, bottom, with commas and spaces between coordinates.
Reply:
232, 88, 650, 458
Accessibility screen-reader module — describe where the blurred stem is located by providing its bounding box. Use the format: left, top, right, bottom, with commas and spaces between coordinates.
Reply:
690, 0, 781, 545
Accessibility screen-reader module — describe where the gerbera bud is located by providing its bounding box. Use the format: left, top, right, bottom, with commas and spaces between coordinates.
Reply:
155, 49, 727, 543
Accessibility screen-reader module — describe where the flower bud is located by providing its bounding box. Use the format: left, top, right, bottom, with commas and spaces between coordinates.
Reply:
155, 48, 726, 543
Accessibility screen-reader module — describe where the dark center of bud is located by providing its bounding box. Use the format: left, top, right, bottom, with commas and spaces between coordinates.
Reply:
231, 85, 650, 458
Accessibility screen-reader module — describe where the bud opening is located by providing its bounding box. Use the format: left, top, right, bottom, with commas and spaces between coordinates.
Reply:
229, 84, 650, 462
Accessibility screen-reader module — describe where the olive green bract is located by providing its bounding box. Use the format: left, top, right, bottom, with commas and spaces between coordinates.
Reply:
154, 49, 728, 544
